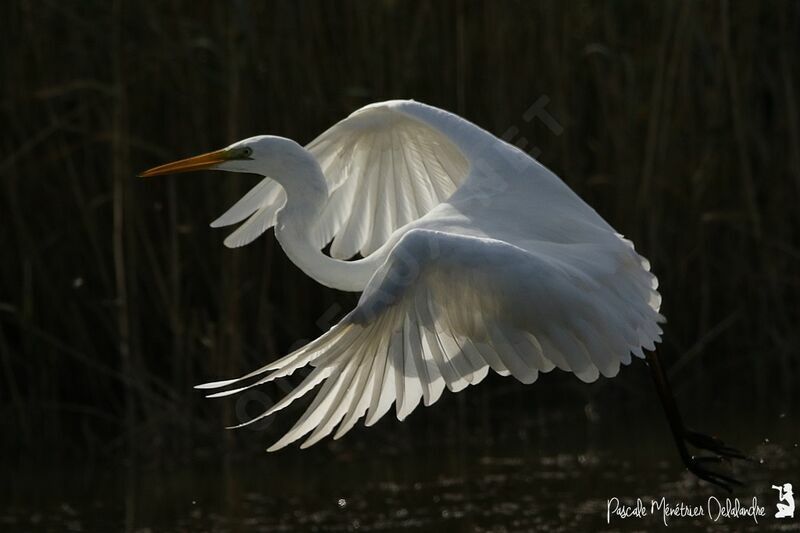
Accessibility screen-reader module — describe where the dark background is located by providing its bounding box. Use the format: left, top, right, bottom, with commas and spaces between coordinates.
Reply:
1, 1, 798, 531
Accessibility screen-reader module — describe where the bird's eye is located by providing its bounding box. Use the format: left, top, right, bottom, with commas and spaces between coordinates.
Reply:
241, 147, 253, 158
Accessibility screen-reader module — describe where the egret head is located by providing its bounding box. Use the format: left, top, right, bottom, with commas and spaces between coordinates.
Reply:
139, 135, 302, 178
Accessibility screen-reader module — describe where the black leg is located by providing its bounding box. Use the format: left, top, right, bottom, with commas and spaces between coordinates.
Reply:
645, 351, 746, 492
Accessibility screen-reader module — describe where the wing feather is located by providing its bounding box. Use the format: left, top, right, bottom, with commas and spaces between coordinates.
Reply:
410, 295, 446, 407
213, 101, 470, 253
398, 314, 423, 420
204, 228, 664, 450
330, 134, 379, 259
365, 324, 398, 426
489, 326, 539, 384
210, 177, 285, 229
334, 312, 393, 439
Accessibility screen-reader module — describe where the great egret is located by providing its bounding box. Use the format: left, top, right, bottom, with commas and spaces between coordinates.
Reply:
141, 100, 744, 490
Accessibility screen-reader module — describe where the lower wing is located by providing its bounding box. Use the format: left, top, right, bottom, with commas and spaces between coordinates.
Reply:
197, 228, 664, 451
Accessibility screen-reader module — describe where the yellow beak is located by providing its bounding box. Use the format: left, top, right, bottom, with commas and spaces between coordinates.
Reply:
139, 149, 229, 177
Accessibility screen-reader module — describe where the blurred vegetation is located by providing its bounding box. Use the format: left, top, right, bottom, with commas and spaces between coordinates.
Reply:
1, 0, 798, 469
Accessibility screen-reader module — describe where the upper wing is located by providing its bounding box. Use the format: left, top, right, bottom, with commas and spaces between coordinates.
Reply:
211, 101, 471, 253
211, 175, 287, 248
197, 228, 664, 451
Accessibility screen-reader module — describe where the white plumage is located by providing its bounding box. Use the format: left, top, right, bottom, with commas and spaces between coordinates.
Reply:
143, 100, 664, 451
212, 103, 469, 254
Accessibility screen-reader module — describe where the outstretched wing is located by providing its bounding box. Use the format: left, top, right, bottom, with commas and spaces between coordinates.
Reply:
211, 101, 470, 253
197, 228, 664, 451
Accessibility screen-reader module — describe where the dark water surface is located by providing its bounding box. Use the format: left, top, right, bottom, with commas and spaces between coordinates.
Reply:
4, 404, 798, 533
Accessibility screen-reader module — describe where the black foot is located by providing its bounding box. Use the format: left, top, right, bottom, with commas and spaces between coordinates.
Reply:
683, 455, 742, 493
645, 351, 750, 492
682, 430, 748, 492
685, 430, 750, 462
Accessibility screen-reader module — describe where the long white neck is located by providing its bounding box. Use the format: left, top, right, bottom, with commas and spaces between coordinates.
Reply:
267, 140, 387, 292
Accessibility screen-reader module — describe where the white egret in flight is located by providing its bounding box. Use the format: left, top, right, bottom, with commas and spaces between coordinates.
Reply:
141, 100, 745, 490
